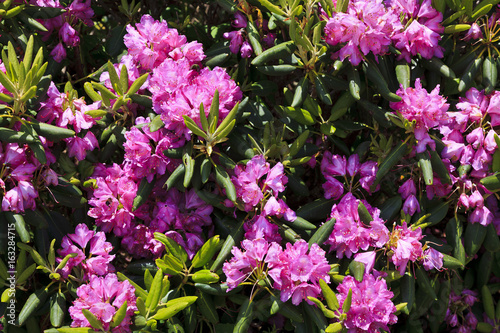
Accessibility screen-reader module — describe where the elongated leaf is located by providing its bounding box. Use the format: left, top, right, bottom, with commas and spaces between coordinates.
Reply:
215, 165, 236, 202
192, 235, 220, 268
133, 177, 154, 211
234, 299, 254, 333
50, 292, 66, 328
110, 301, 128, 328
251, 41, 296, 66
458, 57, 483, 92
348, 67, 361, 100
464, 222, 487, 256
146, 269, 164, 312
164, 163, 185, 190
372, 142, 408, 188
18, 288, 49, 326
308, 217, 335, 247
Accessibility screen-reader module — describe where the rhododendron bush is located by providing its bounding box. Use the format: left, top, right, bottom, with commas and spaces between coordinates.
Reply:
1, 0, 500, 332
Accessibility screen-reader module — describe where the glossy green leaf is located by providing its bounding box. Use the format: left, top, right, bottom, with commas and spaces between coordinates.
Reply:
192, 235, 220, 268
132, 177, 154, 211
308, 217, 336, 247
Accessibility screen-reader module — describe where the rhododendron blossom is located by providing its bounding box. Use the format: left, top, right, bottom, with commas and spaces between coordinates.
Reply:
223, 239, 330, 305
336, 274, 397, 332
390, 78, 449, 153
57, 223, 115, 279
326, 192, 389, 258
69, 273, 137, 332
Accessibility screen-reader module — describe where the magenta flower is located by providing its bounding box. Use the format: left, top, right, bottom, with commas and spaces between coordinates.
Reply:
222, 238, 281, 291
244, 214, 282, 243
336, 274, 397, 332
387, 222, 423, 275
268, 240, 331, 305
390, 78, 449, 153
57, 223, 115, 279
422, 247, 443, 271
326, 193, 389, 258
50, 42, 67, 62
69, 273, 137, 332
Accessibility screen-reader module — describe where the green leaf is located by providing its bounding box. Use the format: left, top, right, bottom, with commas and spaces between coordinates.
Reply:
483, 55, 498, 94
471, 3, 493, 20
149, 114, 164, 132
192, 235, 221, 268
156, 255, 183, 276
5, 212, 30, 243
372, 142, 408, 189
444, 24, 472, 34
234, 299, 254, 333
291, 76, 309, 108
342, 288, 352, 313
154, 233, 188, 264
430, 149, 452, 184
215, 165, 236, 202
480, 172, 500, 191
362, 61, 401, 102
282, 106, 315, 125
197, 292, 219, 324
18, 288, 49, 326
415, 267, 438, 300
183, 115, 207, 139
91, 81, 118, 99
257, 0, 286, 16
251, 41, 296, 66
418, 151, 434, 185
256, 64, 296, 76
153, 301, 190, 320
117, 271, 148, 299
50, 292, 66, 328
320, 279, 339, 311
464, 222, 487, 256
326, 322, 343, 333
400, 273, 415, 314
191, 269, 220, 284
348, 261, 365, 282
127, 72, 149, 95
208, 90, 220, 133
442, 254, 464, 269
246, 20, 262, 56
357, 201, 372, 224
396, 60, 411, 89
458, 57, 483, 92
145, 268, 164, 313
329, 91, 356, 122
119, 64, 129, 96
348, 67, 361, 100
82, 309, 103, 330
106, 60, 122, 95
308, 217, 336, 247
422, 57, 456, 79
110, 301, 128, 328
314, 74, 332, 105
16, 263, 36, 285
183, 152, 195, 188
210, 218, 246, 271
164, 163, 185, 190
482, 285, 496, 320
133, 177, 154, 211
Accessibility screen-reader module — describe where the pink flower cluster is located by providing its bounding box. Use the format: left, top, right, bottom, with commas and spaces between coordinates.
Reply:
69, 273, 137, 332
445, 289, 479, 333
232, 155, 296, 221
336, 274, 397, 332
57, 223, 115, 280
324, 0, 401, 65
119, 14, 242, 140
323, 0, 444, 65
325, 193, 389, 259
223, 239, 331, 305
123, 117, 183, 182
438, 87, 499, 230
32, 0, 94, 62
38, 82, 100, 160
386, 222, 443, 275
390, 78, 449, 153
149, 188, 214, 259
321, 152, 378, 199
1, 142, 58, 212
389, 0, 444, 62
